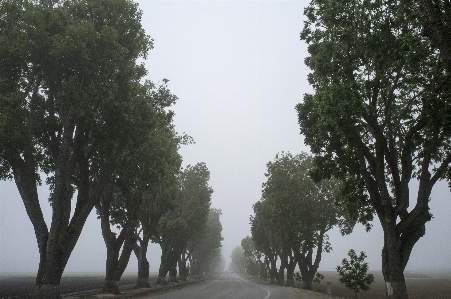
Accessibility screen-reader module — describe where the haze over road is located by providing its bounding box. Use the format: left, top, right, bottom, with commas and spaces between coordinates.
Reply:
144, 273, 320, 299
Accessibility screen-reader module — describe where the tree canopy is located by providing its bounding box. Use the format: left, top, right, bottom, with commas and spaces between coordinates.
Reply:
297, 0, 451, 298
251, 152, 349, 288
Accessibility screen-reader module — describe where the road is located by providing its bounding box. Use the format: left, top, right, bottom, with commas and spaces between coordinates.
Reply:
142, 273, 322, 299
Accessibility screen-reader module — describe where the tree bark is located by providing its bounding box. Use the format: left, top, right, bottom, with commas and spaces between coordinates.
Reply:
277, 257, 286, 286
12, 145, 96, 299
178, 253, 187, 281
98, 189, 138, 294
134, 240, 150, 288
285, 256, 296, 287
269, 257, 277, 284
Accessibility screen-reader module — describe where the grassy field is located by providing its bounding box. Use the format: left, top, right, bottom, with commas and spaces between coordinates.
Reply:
299, 271, 451, 299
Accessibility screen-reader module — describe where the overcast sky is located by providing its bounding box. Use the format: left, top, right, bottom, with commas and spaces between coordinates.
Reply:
1, 0, 451, 275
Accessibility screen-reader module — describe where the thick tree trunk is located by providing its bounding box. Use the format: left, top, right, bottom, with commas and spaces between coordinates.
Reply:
13, 156, 95, 299
101, 232, 135, 294
168, 265, 178, 283
135, 240, 150, 288
277, 259, 285, 285
285, 258, 295, 287
157, 245, 169, 285
269, 258, 277, 284
298, 257, 314, 290
178, 253, 187, 281
98, 190, 137, 295
381, 241, 409, 299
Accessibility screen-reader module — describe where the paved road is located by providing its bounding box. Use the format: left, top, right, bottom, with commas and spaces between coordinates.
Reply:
142, 273, 316, 299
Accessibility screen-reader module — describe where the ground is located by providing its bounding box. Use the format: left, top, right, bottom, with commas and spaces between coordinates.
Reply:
302, 271, 451, 299
1, 271, 450, 299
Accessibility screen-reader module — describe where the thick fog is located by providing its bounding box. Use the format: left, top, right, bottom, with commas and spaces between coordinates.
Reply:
1, 0, 450, 275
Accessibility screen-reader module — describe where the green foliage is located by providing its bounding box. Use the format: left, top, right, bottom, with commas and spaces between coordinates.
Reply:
189, 208, 224, 276
336, 250, 374, 298
297, 2, 451, 294
230, 245, 247, 273
313, 272, 324, 285
297, 0, 451, 224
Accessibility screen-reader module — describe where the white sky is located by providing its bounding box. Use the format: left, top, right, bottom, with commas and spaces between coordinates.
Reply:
1, 0, 451, 275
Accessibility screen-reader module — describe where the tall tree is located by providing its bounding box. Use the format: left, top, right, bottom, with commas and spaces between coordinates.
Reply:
297, 1, 451, 298
156, 162, 213, 284
257, 152, 347, 288
230, 246, 247, 274
96, 81, 179, 294
0, 1, 152, 297
250, 200, 281, 283
189, 208, 223, 278
241, 236, 265, 278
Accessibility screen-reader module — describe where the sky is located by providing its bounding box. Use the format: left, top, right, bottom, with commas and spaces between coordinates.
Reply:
1, 0, 451, 276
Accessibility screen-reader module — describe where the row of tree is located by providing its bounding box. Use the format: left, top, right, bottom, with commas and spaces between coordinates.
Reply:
296, 1, 451, 299
240, 153, 353, 290
233, 0, 451, 298
237, 2, 451, 299
0, 0, 223, 298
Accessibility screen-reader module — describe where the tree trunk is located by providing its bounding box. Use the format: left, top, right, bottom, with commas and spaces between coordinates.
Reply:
178, 253, 187, 281
285, 258, 295, 287
298, 258, 314, 290
168, 265, 178, 283
157, 244, 169, 285
98, 192, 137, 295
277, 260, 285, 286
269, 258, 277, 284
13, 156, 95, 299
381, 244, 409, 299
135, 240, 150, 288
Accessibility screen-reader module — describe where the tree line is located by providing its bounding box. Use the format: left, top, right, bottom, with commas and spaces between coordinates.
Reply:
0, 0, 223, 298
233, 1, 451, 299
232, 153, 352, 290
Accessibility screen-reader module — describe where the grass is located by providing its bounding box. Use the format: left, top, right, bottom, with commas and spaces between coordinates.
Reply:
298, 271, 451, 299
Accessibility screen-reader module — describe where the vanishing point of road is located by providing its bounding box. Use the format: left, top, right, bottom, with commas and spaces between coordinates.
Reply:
142, 272, 329, 299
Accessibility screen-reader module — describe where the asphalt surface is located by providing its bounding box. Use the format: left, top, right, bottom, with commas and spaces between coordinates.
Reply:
142, 273, 306, 299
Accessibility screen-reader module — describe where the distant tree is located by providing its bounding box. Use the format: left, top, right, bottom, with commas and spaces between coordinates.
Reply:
251, 200, 280, 283
188, 208, 223, 278
336, 250, 374, 299
297, 0, 451, 298
0, 1, 152, 297
254, 152, 350, 289
96, 87, 180, 294
230, 246, 247, 274
156, 163, 212, 284
134, 132, 192, 288
214, 254, 226, 273
241, 236, 263, 278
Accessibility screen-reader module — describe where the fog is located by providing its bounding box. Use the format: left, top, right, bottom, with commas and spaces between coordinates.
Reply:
1, 0, 450, 276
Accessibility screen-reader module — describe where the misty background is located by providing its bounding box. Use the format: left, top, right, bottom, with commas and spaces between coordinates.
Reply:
1, 0, 450, 275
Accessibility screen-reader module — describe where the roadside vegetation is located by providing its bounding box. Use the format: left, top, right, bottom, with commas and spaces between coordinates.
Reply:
2, 1, 451, 299
0, 0, 223, 298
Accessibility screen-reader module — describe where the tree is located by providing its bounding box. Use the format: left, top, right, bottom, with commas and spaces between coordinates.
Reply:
297, 1, 451, 298
241, 236, 266, 278
336, 250, 374, 299
253, 152, 349, 288
0, 1, 152, 297
96, 82, 180, 294
416, 0, 451, 69
189, 208, 224, 278
156, 162, 213, 284
230, 246, 247, 274
251, 200, 280, 283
